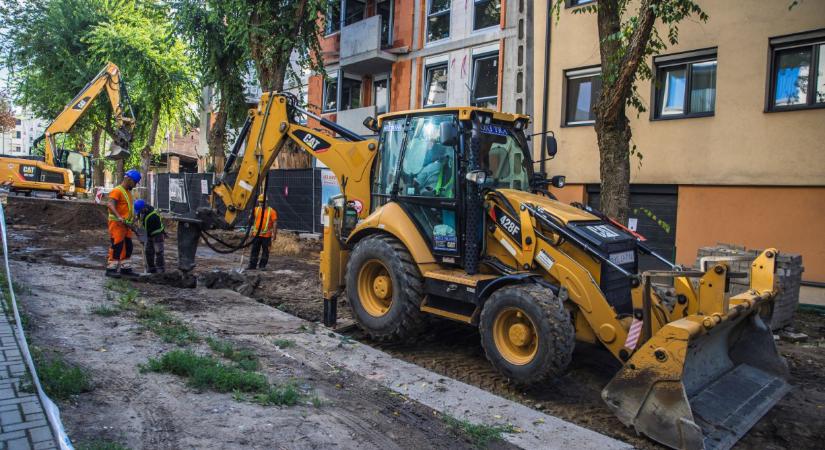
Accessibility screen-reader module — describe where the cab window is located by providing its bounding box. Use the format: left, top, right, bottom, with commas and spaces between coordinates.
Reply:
398, 114, 457, 198
374, 118, 406, 197
478, 124, 530, 191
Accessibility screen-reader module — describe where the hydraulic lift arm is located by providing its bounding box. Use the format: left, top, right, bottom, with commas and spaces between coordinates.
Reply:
39, 62, 135, 163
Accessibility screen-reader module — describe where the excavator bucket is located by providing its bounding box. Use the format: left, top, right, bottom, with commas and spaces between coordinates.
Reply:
106, 126, 133, 160
177, 219, 202, 272
602, 250, 790, 450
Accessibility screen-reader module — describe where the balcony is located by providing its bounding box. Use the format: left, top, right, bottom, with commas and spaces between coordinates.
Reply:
336, 105, 377, 137
340, 15, 396, 75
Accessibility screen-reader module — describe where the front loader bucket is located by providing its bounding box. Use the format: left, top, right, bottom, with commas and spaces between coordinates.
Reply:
603, 250, 789, 450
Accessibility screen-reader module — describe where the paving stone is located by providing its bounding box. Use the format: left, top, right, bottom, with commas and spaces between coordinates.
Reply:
6, 437, 31, 450
0, 430, 26, 440
2, 419, 47, 432
28, 426, 53, 443
0, 409, 22, 425
23, 413, 44, 423
0, 388, 16, 400
32, 442, 56, 450
19, 403, 41, 416
0, 404, 19, 412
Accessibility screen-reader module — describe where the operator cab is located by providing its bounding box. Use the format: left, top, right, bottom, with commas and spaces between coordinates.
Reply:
368, 107, 536, 269
58, 149, 93, 192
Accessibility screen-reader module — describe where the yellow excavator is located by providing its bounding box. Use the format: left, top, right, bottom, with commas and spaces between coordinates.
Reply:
0, 62, 133, 197
176, 92, 789, 450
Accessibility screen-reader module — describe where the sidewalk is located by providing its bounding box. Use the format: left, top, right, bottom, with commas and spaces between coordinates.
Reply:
0, 303, 57, 450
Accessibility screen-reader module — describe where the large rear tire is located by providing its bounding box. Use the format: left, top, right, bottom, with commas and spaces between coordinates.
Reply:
480, 284, 574, 383
346, 234, 425, 341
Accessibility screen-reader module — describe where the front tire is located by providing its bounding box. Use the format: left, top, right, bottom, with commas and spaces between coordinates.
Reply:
480, 284, 574, 383
346, 234, 425, 341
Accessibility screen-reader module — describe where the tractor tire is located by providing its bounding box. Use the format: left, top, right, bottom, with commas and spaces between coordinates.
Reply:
479, 283, 574, 384
346, 234, 426, 342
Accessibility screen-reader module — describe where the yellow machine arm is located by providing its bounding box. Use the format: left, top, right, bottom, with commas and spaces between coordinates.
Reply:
212, 92, 377, 226
41, 62, 134, 163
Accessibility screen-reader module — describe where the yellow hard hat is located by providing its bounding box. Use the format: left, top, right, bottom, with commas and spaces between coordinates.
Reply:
257, 194, 265, 203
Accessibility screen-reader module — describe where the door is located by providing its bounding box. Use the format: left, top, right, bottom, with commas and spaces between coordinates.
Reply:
396, 114, 461, 262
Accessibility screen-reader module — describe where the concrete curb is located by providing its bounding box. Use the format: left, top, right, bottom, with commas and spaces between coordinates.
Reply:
279, 322, 630, 449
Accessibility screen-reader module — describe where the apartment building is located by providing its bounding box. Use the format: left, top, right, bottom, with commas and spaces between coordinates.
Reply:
0, 108, 47, 156
533, 1, 825, 282
308, 0, 532, 136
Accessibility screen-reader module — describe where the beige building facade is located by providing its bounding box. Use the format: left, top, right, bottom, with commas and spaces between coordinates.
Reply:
532, 0, 825, 281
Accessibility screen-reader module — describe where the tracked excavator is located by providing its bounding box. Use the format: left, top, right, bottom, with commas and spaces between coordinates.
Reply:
0, 62, 134, 197
176, 92, 789, 450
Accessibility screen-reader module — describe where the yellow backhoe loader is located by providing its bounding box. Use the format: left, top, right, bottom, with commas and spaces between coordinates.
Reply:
175, 92, 789, 450
0, 62, 134, 197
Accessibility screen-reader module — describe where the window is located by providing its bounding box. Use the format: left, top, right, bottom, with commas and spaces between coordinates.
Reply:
478, 125, 531, 191
373, 118, 406, 198
343, 0, 365, 26
373, 75, 390, 115
565, 0, 596, 7
325, 1, 341, 35
564, 67, 602, 126
15, 131, 21, 138
426, 0, 450, 43
471, 52, 499, 109
473, 0, 500, 31
15, 119, 21, 125
423, 63, 448, 107
323, 76, 338, 112
768, 30, 825, 111
398, 114, 457, 198
14, 146, 20, 152
340, 77, 362, 110
653, 49, 717, 119
377, 0, 393, 47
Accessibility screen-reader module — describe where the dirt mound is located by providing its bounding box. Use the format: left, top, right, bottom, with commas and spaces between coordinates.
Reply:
5, 196, 107, 230
199, 270, 261, 296
133, 271, 198, 289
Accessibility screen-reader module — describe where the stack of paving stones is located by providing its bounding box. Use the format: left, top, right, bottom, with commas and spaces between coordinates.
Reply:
0, 305, 57, 450
695, 243, 804, 331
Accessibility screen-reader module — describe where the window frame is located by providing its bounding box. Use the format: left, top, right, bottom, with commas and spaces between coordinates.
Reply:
565, 0, 596, 8
322, 72, 339, 113
423, 62, 449, 108
472, 0, 501, 32
765, 29, 825, 113
324, 0, 342, 36
340, 74, 363, 111
425, 0, 451, 44
470, 51, 500, 109
650, 47, 718, 121
373, 73, 391, 115
377, 0, 394, 48
562, 65, 602, 127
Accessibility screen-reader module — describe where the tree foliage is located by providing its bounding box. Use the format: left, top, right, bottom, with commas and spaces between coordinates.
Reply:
0, 91, 14, 133
554, 0, 708, 222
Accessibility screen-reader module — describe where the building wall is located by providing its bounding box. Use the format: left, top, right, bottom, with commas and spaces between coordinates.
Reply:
533, 1, 825, 185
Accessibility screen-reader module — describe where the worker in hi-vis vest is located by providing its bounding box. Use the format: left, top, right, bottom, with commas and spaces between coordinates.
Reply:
106, 169, 141, 278
134, 199, 166, 274
247, 194, 278, 270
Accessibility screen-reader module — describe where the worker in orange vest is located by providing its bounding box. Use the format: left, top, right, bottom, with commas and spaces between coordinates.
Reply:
247, 194, 278, 270
106, 169, 141, 278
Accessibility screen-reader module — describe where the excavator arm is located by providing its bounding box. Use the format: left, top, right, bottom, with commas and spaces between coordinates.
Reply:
41, 62, 135, 164
176, 91, 377, 271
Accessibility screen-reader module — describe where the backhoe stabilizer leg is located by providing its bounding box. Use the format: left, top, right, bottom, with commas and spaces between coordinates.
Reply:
177, 220, 202, 272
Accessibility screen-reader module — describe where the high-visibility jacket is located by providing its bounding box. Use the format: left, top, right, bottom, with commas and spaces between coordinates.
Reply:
251, 206, 278, 238
108, 185, 134, 224
143, 208, 165, 236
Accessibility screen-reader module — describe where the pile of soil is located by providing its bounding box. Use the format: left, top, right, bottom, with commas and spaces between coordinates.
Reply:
5, 196, 107, 230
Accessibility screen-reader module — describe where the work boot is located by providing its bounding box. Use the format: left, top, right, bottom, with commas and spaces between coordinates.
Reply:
105, 268, 121, 278
119, 267, 139, 278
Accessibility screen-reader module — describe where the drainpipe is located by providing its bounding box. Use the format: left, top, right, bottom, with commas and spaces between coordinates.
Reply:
540, 3, 552, 175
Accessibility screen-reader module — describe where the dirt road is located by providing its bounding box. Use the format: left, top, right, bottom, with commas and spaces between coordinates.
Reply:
6, 197, 825, 449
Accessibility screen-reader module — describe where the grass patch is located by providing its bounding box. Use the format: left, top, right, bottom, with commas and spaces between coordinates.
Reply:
75, 440, 131, 450
91, 305, 120, 317
207, 337, 259, 371
136, 305, 199, 345
31, 348, 92, 401
144, 350, 267, 393
443, 414, 516, 449
272, 338, 295, 349
252, 382, 301, 406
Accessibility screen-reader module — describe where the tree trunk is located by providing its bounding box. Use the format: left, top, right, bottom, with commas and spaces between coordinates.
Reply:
594, 117, 632, 223
90, 127, 105, 187
208, 99, 228, 173
140, 105, 162, 199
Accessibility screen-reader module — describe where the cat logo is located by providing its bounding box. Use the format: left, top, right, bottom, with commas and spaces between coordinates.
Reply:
22, 166, 35, 175
293, 130, 331, 152
72, 97, 92, 110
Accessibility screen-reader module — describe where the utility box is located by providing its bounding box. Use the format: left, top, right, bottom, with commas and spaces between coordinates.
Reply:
695, 244, 803, 331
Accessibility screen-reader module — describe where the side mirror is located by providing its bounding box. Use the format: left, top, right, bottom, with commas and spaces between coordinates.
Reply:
440, 122, 459, 146
550, 175, 566, 188
546, 135, 558, 158
363, 116, 379, 133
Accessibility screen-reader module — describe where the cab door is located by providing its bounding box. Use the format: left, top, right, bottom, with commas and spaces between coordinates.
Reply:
395, 114, 461, 264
